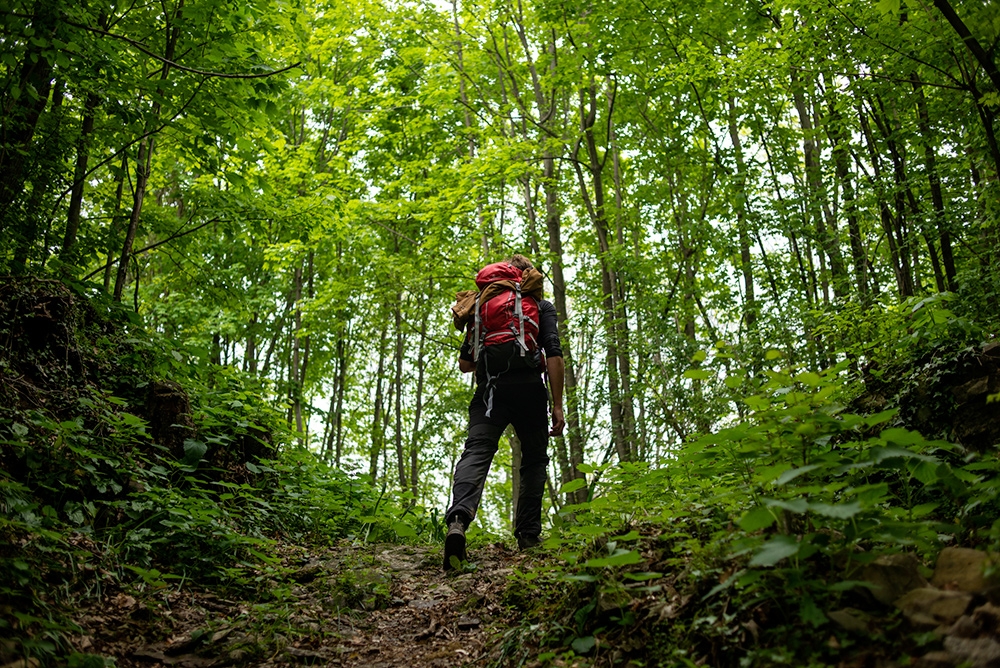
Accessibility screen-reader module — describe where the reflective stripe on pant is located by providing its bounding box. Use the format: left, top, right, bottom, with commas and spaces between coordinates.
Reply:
446, 381, 550, 539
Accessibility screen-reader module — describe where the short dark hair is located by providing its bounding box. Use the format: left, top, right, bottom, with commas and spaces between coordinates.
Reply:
507, 254, 533, 270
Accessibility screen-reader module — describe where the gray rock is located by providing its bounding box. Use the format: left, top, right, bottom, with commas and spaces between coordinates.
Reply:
895, 588, 973, 628
861, 553, 928, 605
828, 608, 870, 634
943, 636, 1000, 668
457, 615, 480, 630
945, 614, 980, 639
972, 602, 1000, 636
931, 547, 996, 593
407, 598, 439, 609
912, 650, 958, 667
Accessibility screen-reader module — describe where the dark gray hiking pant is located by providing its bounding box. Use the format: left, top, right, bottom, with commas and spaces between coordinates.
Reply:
446, 381, 550, 539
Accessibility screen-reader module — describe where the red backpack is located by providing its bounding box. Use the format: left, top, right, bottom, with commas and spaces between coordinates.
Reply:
471, 263, 541, 365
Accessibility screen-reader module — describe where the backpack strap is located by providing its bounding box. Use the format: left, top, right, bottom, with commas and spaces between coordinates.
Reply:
472, 291, 483, 362
514, 280, 526, 357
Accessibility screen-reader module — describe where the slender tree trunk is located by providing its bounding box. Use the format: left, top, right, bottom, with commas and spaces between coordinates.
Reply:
726, 97, 757, 330
369, 320, 389, 482
394, 295, 406, 491
606, 105, 638, 461
826, 96, 869, 302
103, 155, 128, 291
333, 333, 348, 466
289, 261, 305, 436
871, 95, 917, 296
575, 81, 632, 463
790, 71, 847, 300
522, 22, 587, 502
912, 77, 956, 290
408, 287, 429, 500
451, 0, 490, 254
932, 0, 1000, 92
61, 91, 100, 260
114, 1, 183, 300
859, 101, 912, 297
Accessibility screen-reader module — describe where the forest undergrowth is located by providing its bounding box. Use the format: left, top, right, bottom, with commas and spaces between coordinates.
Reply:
2, 278, 1000, 668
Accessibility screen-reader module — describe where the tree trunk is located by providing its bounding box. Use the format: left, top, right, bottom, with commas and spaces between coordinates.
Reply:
451, 0, 491, 254
509, 14, 587, 502
332, 333, 348, 466
369, 320, 390, 482
912, 77, 956, 291
726, 97, 757, 330
825, 95, 869, 302
859, 101, 913, 297
575, 81, 632, 464
790, 71, 847, 300
0, 0, 59, 265
408, 282, 430, 500
932, 0, 1000, 91
394, 295, 406, 491
103, 155, 128, 291
113, 1, 183, 300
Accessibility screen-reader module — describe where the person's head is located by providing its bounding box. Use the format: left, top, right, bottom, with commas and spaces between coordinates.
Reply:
507, 254, 533, 271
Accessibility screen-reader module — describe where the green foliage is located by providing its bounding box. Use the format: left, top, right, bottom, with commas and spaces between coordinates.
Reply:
0, 280, 409, 666
498, 345, 1000, 665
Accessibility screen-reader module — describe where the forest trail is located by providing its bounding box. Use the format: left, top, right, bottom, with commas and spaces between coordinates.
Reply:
79, 541, 524, 667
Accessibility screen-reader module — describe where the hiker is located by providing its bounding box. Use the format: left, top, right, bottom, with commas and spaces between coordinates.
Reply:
444, 254, 565, 570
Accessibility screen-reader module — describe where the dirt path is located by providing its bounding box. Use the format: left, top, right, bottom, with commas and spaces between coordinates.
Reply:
83, 541, 526, 667
321, 543, 517, 667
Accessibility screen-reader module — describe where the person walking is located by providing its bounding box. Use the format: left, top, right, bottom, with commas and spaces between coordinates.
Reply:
444, 254, 565, 570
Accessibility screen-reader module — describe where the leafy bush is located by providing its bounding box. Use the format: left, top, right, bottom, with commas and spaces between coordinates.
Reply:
499, 352, 1000, 666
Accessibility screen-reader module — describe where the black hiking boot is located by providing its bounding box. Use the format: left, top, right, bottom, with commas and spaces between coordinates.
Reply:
443, 517, 467, 571
516, 534, 541, 551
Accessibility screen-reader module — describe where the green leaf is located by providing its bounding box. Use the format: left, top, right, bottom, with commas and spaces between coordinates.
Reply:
573, 525, 608, 536
583, 550, 642, 568
808, 500, 862, 519
11, 422, 28, 438
724, 375, 744, 389
749, 535, 799, 567
757, 462, 792, 483
909, 502, 939, 518
622, 571, 662, 581
909, 460, 940, 485
613, 530, 640, 541
683, 368, 711, 380
183, 439, 208, 465
391, 521, 417, 538
559, 478, 587, 494
763, 498, 809, 513
864, 409, 897, 427
571, 636, 596, 655
880, 428, 926, 446
774, 464, 820, 486
877, 0, 900, 14
793, 371, 823, 387
765, 349, 783, 360
738, 506, 777, 531
799, 596, 827, 627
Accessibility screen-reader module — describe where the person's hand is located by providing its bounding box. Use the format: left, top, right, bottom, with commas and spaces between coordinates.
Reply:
549, 405, 565, 436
